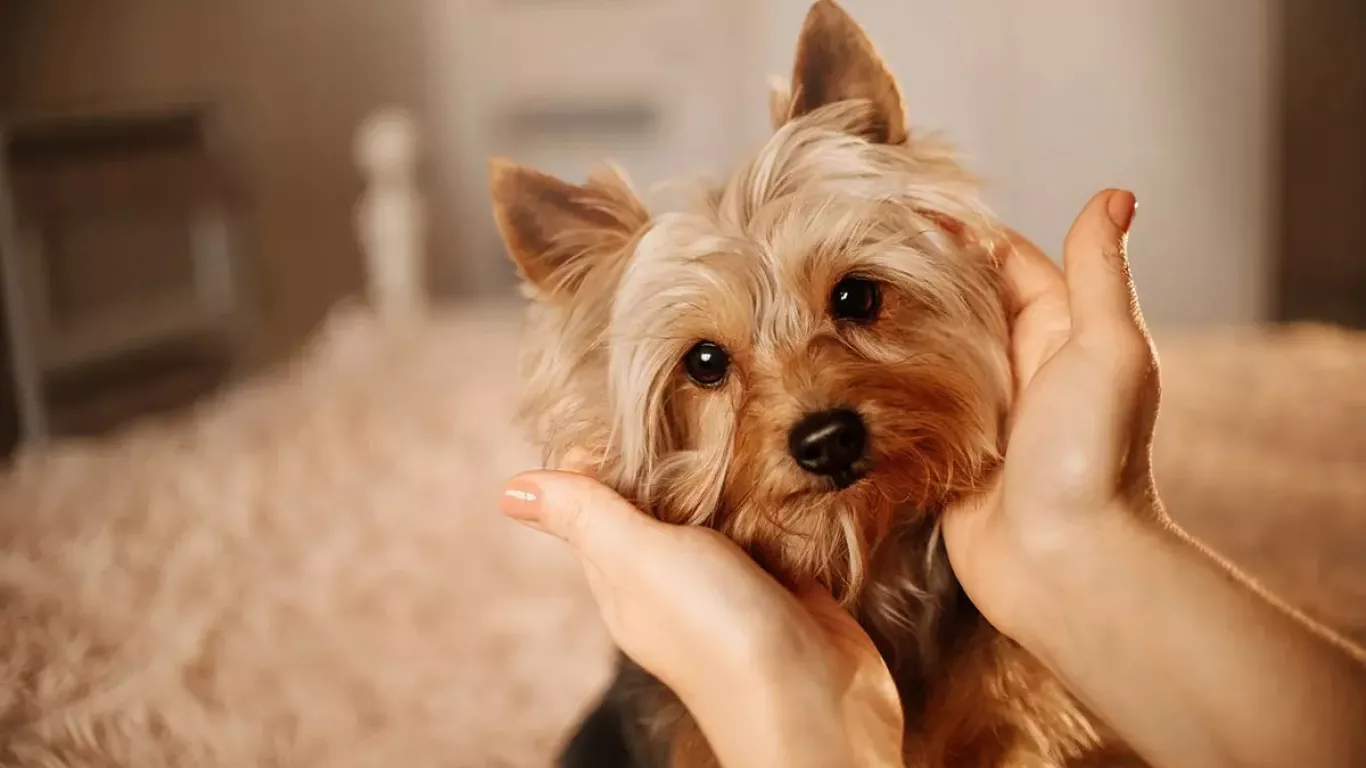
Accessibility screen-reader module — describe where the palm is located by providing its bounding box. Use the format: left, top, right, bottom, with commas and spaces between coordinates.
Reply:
943, 192, 1153, 631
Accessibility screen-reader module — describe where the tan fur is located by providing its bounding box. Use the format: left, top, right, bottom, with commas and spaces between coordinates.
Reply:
493, 2, 1102, 765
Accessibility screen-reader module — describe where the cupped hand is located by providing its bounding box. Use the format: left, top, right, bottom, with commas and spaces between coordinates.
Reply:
943, 189, 1163, 642
500, 470, 905, 768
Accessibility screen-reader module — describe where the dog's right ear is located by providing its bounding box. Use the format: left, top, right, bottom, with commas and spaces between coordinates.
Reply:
489, 158, 648, 298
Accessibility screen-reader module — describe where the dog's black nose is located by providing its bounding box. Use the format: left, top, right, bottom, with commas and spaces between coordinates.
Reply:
788, 409, 867, 481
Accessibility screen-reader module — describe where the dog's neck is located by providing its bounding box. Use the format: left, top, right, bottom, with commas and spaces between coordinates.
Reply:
857, 513, 984, 717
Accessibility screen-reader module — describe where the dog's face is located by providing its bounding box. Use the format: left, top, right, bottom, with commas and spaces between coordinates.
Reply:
492, 0, 1010, 600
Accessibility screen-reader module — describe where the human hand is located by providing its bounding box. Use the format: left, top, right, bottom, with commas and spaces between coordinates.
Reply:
500, 470, 905, 768
942, 189, 1162, 643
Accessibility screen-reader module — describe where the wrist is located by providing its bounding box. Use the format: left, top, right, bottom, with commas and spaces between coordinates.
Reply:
749, 632, 904, 767
993, 498, 1167, 652
686, 669, 856, 768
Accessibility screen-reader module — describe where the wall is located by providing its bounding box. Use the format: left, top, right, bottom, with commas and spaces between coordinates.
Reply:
420, 0, 765, 296
0, 0, 441, 365
754, 0, 1280, 329
2, 0, 1284, 346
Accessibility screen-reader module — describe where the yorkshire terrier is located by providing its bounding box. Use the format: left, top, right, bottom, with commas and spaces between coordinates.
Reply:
490, 1, 1105, 765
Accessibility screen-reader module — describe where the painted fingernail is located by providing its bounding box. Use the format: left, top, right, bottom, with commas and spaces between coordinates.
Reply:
501, 478, 542, 522
1107, 190, 1138, 234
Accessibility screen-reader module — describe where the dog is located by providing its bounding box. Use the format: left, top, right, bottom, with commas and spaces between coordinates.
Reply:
491, 1, 1103, 765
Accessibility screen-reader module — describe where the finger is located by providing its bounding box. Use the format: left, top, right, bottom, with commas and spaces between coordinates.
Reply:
1000, 227, 1066, 316
501, 470, 662, 558
1062, 189, 1142, 343
1000, 230, 1071, 390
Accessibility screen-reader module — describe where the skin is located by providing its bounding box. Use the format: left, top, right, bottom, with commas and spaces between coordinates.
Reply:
500, 189, 1366, 768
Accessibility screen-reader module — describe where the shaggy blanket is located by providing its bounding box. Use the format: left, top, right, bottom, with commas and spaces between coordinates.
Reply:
0, 302, 1361, 766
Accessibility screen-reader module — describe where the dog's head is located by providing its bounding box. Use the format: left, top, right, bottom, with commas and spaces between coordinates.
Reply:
491, 0, 1010, 601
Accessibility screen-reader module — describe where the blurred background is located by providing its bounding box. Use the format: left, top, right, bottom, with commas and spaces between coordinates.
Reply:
0, 0, 1360, 458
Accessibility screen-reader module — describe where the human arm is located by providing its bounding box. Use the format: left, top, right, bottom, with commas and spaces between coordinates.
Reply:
944, 189, 1366, 768
1019, 502, 1366, 768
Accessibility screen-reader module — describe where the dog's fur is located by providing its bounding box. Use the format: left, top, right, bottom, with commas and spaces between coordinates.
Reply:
491, 2, 1100, 766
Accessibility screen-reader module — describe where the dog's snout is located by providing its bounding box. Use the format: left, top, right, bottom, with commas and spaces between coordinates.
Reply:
788, 409, 867, 483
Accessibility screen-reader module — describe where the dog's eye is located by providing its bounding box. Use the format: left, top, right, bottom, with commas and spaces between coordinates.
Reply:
683, 341, 730, 387
830, 276, 881, 323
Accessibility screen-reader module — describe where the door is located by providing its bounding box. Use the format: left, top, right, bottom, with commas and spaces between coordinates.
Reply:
423, 0, 758, 294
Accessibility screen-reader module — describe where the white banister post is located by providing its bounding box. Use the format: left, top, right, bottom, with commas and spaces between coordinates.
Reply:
355, 106, 427, 318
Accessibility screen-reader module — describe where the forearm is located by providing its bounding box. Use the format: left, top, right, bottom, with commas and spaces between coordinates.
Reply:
1013, 508, 1366, 768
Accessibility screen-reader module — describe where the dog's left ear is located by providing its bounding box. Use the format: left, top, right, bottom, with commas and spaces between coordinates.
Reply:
783, 0, 907, 145
489, 159, 648, 299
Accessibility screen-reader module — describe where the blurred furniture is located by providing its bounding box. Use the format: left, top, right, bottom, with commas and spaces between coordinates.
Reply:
0, 105, 250, 446
355, 106, 427, 319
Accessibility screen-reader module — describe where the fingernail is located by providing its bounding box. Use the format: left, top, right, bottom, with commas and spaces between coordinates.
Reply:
501, 478, 542, 522
1107, 190, 1138, 233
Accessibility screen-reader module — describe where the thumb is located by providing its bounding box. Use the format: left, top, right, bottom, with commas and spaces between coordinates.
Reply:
1063, 189, 1142, 344
501, 470, 662, 558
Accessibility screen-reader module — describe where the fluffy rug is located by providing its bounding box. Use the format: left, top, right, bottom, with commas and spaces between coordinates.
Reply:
1155, 323, 1366, 643
0, 302, 1361, 766
0, 304, 611, 767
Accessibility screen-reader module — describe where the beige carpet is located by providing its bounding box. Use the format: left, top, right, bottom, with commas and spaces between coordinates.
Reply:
1155, 323, 1366, 645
